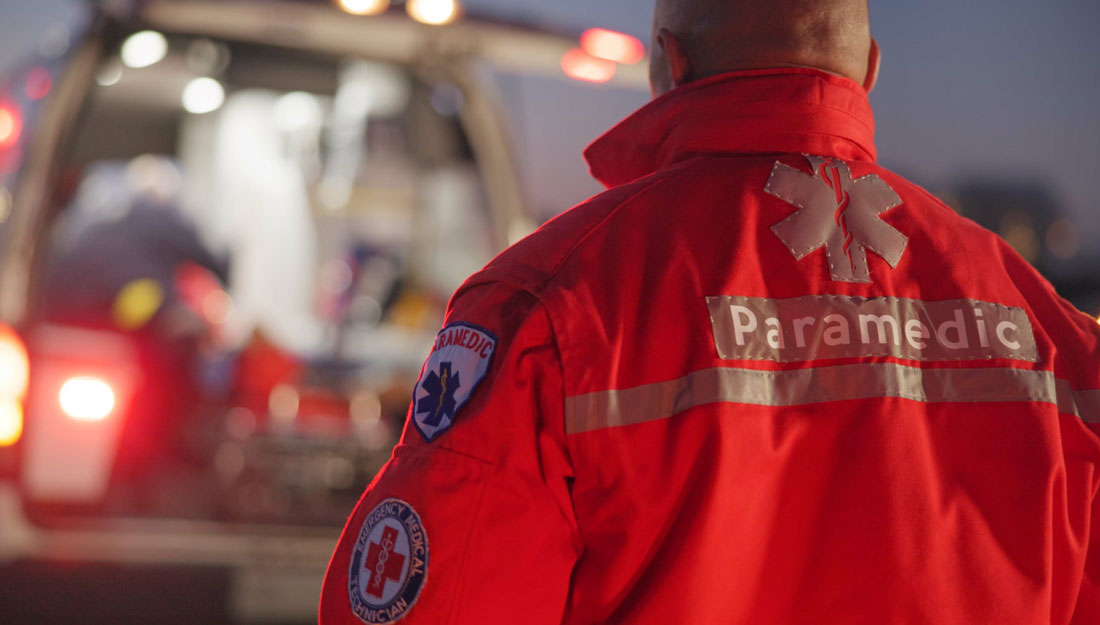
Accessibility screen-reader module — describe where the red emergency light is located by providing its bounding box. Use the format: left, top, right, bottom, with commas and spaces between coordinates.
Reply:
24, 67, 52, 101
561, 48, 617, 84
0, 103, 21, 151
0, 324, 29, 446
581, 28, 646, 65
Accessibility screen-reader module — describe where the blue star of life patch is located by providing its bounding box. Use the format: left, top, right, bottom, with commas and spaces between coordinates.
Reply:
413, 322, 497, 441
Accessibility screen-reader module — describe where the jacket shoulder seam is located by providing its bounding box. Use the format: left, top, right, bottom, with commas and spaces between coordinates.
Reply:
532, 157, 709, 296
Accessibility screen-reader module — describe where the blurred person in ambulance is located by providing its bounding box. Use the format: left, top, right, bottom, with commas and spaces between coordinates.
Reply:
321, 1, 1100, 623
41, 155, 229, 495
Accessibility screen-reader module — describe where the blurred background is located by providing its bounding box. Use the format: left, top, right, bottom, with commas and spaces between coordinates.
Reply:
0, 0, 1096, 623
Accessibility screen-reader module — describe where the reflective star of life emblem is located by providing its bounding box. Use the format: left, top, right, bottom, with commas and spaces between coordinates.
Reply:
413, 322, 497, 442
765, 155, 907, 283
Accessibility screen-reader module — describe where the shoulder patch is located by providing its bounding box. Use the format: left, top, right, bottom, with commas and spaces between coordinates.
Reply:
412, 322, 497, 442
348, 498, 429, 624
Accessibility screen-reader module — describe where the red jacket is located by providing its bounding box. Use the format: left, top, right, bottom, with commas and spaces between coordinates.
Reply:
320, 68, 1100, 625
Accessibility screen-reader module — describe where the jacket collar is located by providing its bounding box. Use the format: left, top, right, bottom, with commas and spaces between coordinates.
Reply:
584, 67, 877, 188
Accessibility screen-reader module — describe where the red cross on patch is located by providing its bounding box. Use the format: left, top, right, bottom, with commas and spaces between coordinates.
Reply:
364, 525, 406, 598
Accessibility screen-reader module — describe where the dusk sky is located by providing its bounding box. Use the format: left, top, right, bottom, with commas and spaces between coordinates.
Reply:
2, 0, 1098, 243
477, 0, 1100, 245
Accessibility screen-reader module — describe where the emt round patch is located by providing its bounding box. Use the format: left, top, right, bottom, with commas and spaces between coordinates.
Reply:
412, 322, 497, 442
348, 499, 429, 624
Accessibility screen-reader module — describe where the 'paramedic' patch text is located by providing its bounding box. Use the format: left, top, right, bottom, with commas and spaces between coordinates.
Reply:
706, 295, 1037, 363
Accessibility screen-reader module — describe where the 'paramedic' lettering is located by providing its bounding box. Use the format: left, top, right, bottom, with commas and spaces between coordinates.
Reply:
414, 322, 497, 442
434, 326, 495, 358
706, 295, 1038, 363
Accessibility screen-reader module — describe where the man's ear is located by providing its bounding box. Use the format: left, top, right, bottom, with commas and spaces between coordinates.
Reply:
863, 37, 881, 92
656, 28, 693, 88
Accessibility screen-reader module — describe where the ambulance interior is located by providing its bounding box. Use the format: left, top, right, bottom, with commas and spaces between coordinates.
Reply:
26, 32, 500, 525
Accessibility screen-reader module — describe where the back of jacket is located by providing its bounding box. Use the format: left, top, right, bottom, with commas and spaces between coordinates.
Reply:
320, 69, 1100, 625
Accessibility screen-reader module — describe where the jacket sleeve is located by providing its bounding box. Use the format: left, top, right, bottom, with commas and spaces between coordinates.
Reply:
319, 282, 580, 625
1072, 474, 1100, 624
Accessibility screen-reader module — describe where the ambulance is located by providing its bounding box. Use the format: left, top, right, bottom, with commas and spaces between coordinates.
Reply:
0, 1, 645, 621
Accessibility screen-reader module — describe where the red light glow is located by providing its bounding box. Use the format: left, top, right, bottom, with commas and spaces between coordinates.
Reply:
24, 67, 52, 101
202, 289, 233, 325
581, 28, 646, 64
0, 148, 23, 176
59, 376, 117, 422
561, 48, 617, 84
0, 105, 21, 150
0, 325, 29, 400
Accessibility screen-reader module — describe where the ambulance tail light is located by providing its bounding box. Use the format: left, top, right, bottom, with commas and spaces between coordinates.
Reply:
0, 324, 29, 447
561, 48, 617, 84
580, 28, 646, 65
59, 376, 117, 422
21, 326, 137, 502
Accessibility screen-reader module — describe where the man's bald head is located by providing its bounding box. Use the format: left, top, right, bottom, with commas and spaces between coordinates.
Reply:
649, 0, 877, 97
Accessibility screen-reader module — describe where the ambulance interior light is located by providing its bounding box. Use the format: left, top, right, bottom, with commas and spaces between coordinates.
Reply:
121, 30, 168, 69
406, 0, 460, 26
336, 0, 390, 16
